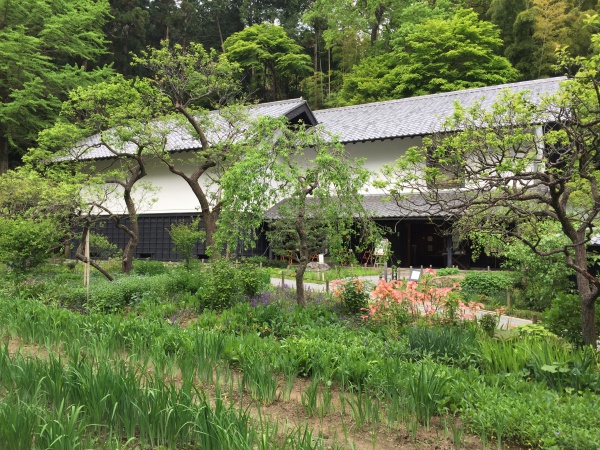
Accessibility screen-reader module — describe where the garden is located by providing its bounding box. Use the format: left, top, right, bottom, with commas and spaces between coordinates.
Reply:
1, 258, 599, 449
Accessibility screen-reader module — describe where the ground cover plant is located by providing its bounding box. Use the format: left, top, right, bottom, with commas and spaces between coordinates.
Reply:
0, 260, 599, 449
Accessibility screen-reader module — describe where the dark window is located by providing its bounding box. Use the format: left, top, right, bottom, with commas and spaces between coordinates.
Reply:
543, 122, 570, 172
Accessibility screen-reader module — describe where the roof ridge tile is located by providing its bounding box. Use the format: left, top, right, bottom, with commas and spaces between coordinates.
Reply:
314, 77, 566, 115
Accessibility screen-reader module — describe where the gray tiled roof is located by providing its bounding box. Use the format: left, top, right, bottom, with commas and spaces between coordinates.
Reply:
265, 194, 450, 220
71, 77, 566, 160
314, 77, 566, 143
362, 194, 449, 218
70, 98, 311, 160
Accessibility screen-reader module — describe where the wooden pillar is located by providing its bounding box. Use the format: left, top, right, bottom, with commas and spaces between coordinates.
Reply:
405, 222, 411, 267
446, 234, 453, 268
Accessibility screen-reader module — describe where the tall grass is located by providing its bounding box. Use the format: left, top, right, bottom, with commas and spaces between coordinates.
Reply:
407, 363, 450, 428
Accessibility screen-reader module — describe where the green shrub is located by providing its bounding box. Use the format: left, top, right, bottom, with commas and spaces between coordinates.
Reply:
0, 217, 64, 275
133, 259, 168, 276
88, 233, 122, 259
168, 218, 204, 268
461, 271, 512, 298
236, 263, 270, 297
332, 278, 370, 314
165, 267, 205, 294
57, 286, 87, 309
477, 313, 499, 337
543, 293, 600, 346
436, 267, 460, 276
86, 274, 173, 313
407, 325, 480, 367
197, 259, 241, 311
241, 255, 287, 269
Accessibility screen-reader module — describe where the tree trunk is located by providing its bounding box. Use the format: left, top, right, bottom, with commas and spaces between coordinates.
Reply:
0, 135, 9, 174
370, 4, 385, 45
119, 179, 141, 274
581, 295, 597, 347
295, 202, 309, 307
313, 29, 319, 109
75, 226, 114, 281
121, 216, 138, 274
573, 244, 598, 347
75, 253, 114, 281
203, 209, 218, 258
295, 263, 307, 307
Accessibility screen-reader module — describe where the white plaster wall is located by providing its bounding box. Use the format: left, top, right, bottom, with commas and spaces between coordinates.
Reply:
89, 153, 218, 215
141, 156, 207, 214
88, 137, 422, 215
343, 137, 422, 194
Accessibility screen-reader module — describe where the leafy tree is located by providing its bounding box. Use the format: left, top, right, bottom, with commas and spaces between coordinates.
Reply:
98, 0, 150, 76
224, 23, 312, 101
132, 41, 251, 255
217, 118, 376, 306
0, 217, 63, 276
487, 0, 593, 79
168, 218, 205, 269
36, 75, 168, 274
381, 46, 600, 345
0, 0, 112, 173
470, 222, 575, 311
305, 0, 403, 48
193, 0, 245, 52
0, 168, 82, 276
334, 9, 518, 106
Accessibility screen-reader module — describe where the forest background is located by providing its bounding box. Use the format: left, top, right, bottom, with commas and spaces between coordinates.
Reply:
1, 0, 593, 172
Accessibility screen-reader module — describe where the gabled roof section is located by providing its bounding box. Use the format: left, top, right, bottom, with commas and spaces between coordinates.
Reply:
251, 98, 318, 125
314, 77, 566, 143
71, 98, 314, 161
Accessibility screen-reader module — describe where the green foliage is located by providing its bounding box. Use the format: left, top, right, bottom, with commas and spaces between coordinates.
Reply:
516, 324, 558, 339
544, 293, 600, 346
133, 259, 167, 276
197, 265, 236, 310
217, 118, 377, 305
0, 0, 112, 166
0, 217, 64, 275
332, 278, 370, 314
86, 275, 168, 313
461, 271, 512, 298
88, 233, 122, 259
477, 313, 499, 338
436, 267, 460, 276
527, 346, 600, 393
242, 255, 288, 269
1, 290, 600, 449
84, 270, 205, 313
0, 168, 82, 277
165, 267, 206, 294
408, 363, 451, 426
236, 263, 270, 297
168, 218, 205, 268
471, 224, 575, 310
334, 9, 517, 105
407, 325, 479, 367
224, 23, 312, 100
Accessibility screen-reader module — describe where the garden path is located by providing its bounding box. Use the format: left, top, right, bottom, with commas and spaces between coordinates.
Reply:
269, 273, 532, 329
